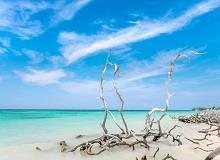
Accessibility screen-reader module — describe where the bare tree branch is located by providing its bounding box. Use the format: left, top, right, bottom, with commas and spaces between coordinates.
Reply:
205, 146, 220, 160
145, 51, 198, 132
100, 53, 126, 134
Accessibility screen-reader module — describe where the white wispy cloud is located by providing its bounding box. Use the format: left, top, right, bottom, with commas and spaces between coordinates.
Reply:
0, 0, 50, 39
0, 37, 10, 54
59, 48, 201, 108
114, 48, 199, 83
206, 68, 220, 75
0, 37, 10, 48
59, 0, 220, 64
13, 48, 204, 108
51, 0, 91, 26
0, 0, 91, 39
59, 48, 198, 93
22, 48, 66, 67
0, 47, 6, 55
14, 68, 68, 85
47, 55, 66, 68
23, 49, 45, 64
16, 48, 197, 88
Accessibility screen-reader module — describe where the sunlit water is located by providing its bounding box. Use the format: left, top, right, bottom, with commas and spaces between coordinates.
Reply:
0, 110, 193, 146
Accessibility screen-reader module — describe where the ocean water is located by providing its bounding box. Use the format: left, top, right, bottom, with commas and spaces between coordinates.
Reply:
0, 110, 193, 146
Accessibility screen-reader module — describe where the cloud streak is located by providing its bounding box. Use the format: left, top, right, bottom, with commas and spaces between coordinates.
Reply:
23, 49, 45, 64
0, 0, 91, 39
12, 48, 205, 108
60, 0, 220, 64
15, 48, 198, 88
0, 37, 10, 54
0, 1, 49, 39
14, 68, 68, 85
51, 0, 91, 26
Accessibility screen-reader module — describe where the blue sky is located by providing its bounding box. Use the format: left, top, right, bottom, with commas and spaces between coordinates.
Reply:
0, 0, 219, 109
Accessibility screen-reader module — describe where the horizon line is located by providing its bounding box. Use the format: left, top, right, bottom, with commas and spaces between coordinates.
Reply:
0, 108, 194, 111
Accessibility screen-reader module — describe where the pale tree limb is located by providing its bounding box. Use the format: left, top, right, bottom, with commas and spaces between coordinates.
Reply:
53, 49, 205, 158
145, 55, 177, 131
205, 146, 220, 160
162, 154, 176, 160
185, 137, 200, 145
113, 79, 129, 134
100, 54, 110, 134
145, 51, 199, 132
100, 54, 125, 134
153, 147, 160, 157
194, 147, 213, 152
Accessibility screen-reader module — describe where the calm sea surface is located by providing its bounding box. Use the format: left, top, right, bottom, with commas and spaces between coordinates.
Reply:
0, 110, 193, 146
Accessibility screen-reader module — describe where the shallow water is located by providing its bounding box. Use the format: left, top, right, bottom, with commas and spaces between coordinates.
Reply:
0, 110, 193, 146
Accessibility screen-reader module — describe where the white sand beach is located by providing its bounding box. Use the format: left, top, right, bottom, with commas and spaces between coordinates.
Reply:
1, 116, 220, 160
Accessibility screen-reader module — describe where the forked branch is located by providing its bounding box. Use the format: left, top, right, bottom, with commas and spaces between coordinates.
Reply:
100, 53, 128, 134
145, 51, 198, 131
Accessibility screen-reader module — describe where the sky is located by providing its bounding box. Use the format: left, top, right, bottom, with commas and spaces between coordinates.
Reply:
0, 0, 219, 110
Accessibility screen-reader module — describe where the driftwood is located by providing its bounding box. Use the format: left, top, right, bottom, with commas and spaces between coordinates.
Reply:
194, 147, 213, 152
57, 54, 186, 157
162, 154, 176, 160
136, 155, 147, 160
205, 146, 220, 160
100, 52, 130, 134
100, 54, 125, 134
185, 137, 200, 145
58, 52, 199, 158
61, 134, 150, 155
75, 134, 85, 139
137, 152, 176, 160
35, 146, 42, 151
59, 141, 71, 152
143, 53, 192, 146
153, 147, 160, 157
177, 110, 220, 159
178, 111, 220, 125
178, 111, 220, 139
145, 52, 194, 133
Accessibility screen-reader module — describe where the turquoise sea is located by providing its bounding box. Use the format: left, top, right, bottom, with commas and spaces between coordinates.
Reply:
0, 110, 193, 146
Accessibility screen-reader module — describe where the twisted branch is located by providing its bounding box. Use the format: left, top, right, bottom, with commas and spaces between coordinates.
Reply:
145, 52, 197, 132
112, 67, 129, 134
100, 54, 125, 134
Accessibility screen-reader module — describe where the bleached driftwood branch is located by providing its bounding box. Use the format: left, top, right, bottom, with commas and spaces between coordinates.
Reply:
112, 78, 129, 134
162, 154, 176, 160
145, 51, 198, 132
177, 110, 220, 154
100, 54, 125, 134
205, 146, 220, 160
108, 59, 129, 134
57, 51, 198, 157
